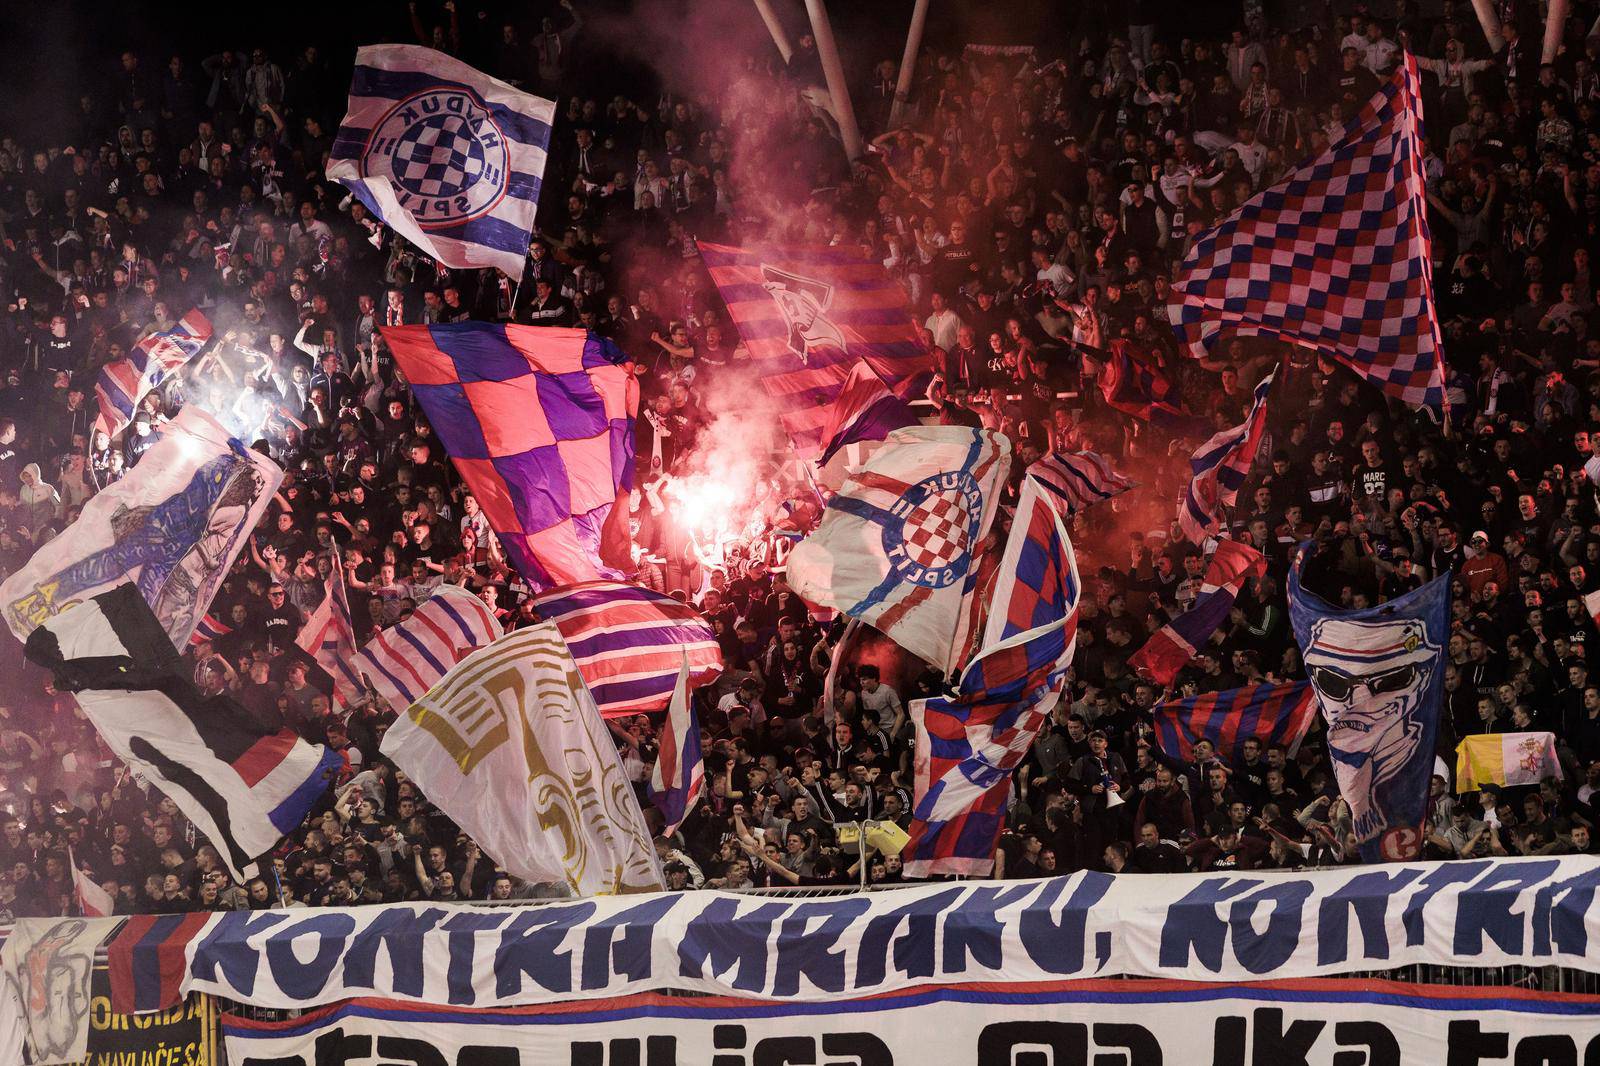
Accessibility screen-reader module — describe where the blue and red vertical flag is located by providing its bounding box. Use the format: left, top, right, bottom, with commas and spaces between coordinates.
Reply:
1152, 681, 1317, 768
1178, 368, 1276, 544
1168, 57, 1445, 411
381, 324, 638, 590
648, 654, 703, 836
1129, 539, 1267, 686
106, 913, 212, 1014
698, 242, 935, 456
904, 458, 1081, 877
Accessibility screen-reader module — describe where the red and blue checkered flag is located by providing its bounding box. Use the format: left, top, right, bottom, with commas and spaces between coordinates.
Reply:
95, 309, 212, 437
1130, 539, 1266, 686
903, 461, 1081, 877
1152, 681, 1317, 768
1169, 56, 1444, 410
698, 241, 935, 455
1178, 368, 1276, 544
382, 324, 637, 590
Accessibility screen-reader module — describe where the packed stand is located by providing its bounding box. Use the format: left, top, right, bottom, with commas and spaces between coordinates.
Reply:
0, 0, 1596, 916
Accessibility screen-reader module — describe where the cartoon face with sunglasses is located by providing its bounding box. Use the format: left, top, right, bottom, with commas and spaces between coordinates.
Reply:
1303, 616, 1438, 848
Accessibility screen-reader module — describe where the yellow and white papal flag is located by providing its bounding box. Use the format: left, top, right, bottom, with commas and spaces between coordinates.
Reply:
379, 621, 664, 895
1455, 731, 1563, 792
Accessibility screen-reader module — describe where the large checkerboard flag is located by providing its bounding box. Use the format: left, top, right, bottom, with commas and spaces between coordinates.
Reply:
1169, 55, 1444, 410
328, 45, 555, 279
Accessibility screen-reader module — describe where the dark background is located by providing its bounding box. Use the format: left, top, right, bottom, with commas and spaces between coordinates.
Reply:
0, 0, 1234, 146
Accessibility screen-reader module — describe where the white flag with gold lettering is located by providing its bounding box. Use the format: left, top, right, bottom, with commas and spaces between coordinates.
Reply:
380, 621, 664, 896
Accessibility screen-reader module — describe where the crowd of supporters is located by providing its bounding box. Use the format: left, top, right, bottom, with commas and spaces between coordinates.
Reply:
0, 0, 1598, 914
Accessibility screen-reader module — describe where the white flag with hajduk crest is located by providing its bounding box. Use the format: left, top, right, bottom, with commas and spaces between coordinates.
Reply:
380, 622, 664, 895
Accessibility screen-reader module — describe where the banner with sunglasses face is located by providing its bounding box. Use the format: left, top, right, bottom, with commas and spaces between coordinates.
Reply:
1289, 542, 1450, 862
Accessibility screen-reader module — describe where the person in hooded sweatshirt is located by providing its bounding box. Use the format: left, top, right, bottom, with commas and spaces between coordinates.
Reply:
16, 463, 60, 540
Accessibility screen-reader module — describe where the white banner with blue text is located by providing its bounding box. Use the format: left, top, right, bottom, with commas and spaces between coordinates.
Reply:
180, 856, 1600, 1010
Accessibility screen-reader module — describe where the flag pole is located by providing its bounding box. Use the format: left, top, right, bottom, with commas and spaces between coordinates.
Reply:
888, 0, 932, 129
750, 0, 794, 62
802, 0, 865, 160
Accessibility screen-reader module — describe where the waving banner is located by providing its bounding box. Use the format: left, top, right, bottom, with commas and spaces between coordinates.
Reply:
698, 242, 935, 456
328, 45, 556, 279
1290, 543, 1450, 862
159, 856, 1600, 1012
379, 621, 664, 895
788, 426, 1010, 674
0, 405, 282, 650
224, 980, 1600, 1066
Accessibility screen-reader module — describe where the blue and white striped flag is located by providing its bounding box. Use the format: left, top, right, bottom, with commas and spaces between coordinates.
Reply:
328, 45, 555, 279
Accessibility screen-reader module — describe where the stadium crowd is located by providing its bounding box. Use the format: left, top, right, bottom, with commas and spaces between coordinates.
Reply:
0, 0, 1598, 914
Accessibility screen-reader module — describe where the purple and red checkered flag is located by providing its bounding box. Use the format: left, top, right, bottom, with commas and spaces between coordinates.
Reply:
698, 241, 935, 456
1178, 367, 1276, 544
381, 324, 638, 590
1169, 56, 1444, 410
1129, 539, 1266, 686
1152, 681, 1317, 768
904, 462, 1081, 878
95, 309, 212, 437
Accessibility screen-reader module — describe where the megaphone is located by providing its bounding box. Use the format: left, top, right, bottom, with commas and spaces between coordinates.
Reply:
1105, 788, 1124, 809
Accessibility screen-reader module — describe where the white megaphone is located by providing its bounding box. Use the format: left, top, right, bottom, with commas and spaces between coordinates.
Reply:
1104, 787, 1125, 809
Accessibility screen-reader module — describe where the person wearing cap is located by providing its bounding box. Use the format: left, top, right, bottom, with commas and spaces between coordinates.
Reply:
1461, 530, 1510, 598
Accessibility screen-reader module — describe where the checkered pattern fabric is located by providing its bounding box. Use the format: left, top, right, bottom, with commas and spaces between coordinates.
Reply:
1179, 368, 1277, 544
903, 493, 970, 567
1169, 55, 1444, 410
381, 324, 638, 590
699, 242, 935, 456
392, 114, 488, 197
95, 309, 212, 437
903, 466, 1081, 878
1091, 340, 1199, 434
